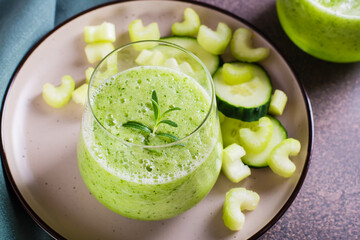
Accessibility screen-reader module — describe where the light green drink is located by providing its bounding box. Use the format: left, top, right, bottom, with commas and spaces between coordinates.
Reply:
277, 0, 360, 62
77, 41, 222, 220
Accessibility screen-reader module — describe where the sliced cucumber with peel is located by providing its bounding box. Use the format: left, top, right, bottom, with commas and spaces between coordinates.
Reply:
214, 62, 272, 122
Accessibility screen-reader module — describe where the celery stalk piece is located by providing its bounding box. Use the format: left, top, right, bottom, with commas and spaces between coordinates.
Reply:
84, 42, 114, 64
267, 138, 301, 178
231, 28, 270, 62
178, 61, 194, 75
222, 63, 253, 85
72, 83, 88, 106
197, 22, 232, 55
223, 188, 260, 231
269, 89, 288, 115
84, 22, 116, 43
135, 49, 165, 66
42, 75, 75, 108
85, 67, 94, 83
171, 8, 200, 37
222, 144, 251, 183
163, 58, 180, 69
128, 19, 160, 50
239, 116, 273, 152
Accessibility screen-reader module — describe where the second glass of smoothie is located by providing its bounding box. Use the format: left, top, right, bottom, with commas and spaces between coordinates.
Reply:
77, 40, 223, 220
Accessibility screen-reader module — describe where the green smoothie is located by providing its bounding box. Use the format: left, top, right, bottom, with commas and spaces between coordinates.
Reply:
277, 0, 360, 62
77, 66, 222, 220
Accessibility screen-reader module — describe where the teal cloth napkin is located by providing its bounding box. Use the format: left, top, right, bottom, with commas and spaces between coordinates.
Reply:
0, 0, 111, 238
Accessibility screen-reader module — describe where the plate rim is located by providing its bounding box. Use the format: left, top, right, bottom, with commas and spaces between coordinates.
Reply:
0, 0, 314, 239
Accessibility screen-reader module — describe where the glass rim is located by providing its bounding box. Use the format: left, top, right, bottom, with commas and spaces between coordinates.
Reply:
87, 40, 216, 149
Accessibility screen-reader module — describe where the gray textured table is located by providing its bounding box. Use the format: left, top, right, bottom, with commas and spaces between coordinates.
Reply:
3, 0, 360, 239
199, 0, 360, 239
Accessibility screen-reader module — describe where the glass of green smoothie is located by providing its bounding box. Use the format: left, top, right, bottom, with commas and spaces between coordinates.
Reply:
277, 0, 360, 62
77, 40, 223, 220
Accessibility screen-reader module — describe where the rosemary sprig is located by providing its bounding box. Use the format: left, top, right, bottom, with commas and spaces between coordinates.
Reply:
122, 90, 182, 144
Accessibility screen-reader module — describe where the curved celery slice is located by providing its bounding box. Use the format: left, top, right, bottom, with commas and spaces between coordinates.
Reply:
84, 42, 114, 64
135, 49, 164, 66
239, 116, 273, 152
84, 22, 116, 43
267, 138, 301, 178
231, 28, 270, 62
223, 188, 260, 231
42, 75, 75, 108
222, 144, 251, 183
171, 8, 200, 37
72, 83, 88, 106
128, 19, 160, 50
85, 67, 94, 83
269, 89, 288, 115
197, 22, 232, 55
222, 63, 253, 85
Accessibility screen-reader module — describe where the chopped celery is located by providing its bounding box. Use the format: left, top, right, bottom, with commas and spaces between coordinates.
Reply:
84, 22, 116, 43
178, 61, 194, 75
163, 58, 179, 69
222, 144, 251, 183
267, 138, 301, 178
269, 89, 288, 115
42, 75, 75, 108
72, 83, 88, 106
135, 49, 164, 66
223, 188, 260, 231
85, 67, 94, 83
239, 116, 273, 153
231, 28, 270, 62
84, 42, 114, 64
171, 8, 200, 37
197, 22, 232, 55
128, 19, 160, 50
222, 63, 253, 85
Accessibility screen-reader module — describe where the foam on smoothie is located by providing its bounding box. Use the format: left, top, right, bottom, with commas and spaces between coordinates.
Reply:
82, 66, 217, 184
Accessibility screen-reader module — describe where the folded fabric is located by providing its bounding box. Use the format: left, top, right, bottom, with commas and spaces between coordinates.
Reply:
0, 0, 111, 238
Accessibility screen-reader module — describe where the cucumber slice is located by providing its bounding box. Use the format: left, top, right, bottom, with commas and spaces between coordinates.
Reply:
172, 8, 200, 37
269, 89, 288, 115
221, 115, 287, 167
197, 22, 232, 55
222, 144, 251, 183
268, 138, 301, 178
223, 188, 260, 231
231, 28, 270, 62
214, 62, 272, 122
161, 37, 220, 75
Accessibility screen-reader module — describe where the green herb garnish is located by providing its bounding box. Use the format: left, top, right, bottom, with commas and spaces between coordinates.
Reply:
122, 90, 182, 144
